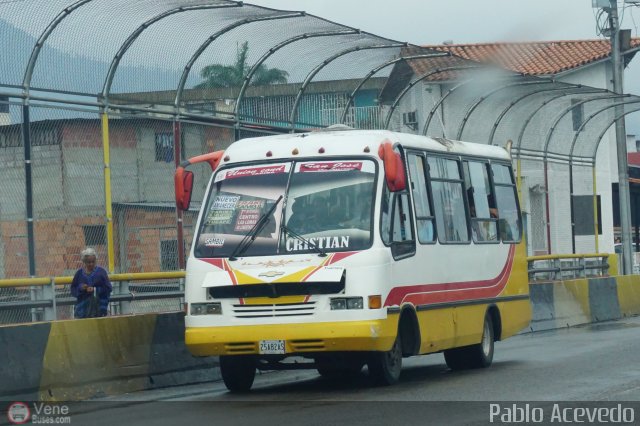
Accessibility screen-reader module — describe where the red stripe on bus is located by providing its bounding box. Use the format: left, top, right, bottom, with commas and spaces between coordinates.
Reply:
327, 251, 359, 265
301, 254, 332, 282
383, 245, 515, 307
201, 258, 224, 269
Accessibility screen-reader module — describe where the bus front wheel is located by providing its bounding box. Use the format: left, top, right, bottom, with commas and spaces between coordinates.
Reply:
220, 355, 256, 392
444, 313, 494, 370
367, 334, 402, 385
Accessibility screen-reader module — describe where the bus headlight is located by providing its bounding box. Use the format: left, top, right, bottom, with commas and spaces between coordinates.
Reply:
330, 297, 363, 310
347, 297, 364, 310
190, 302, 222, 315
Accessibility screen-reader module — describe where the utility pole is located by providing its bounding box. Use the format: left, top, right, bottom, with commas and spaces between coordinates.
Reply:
608, 0, 634, 274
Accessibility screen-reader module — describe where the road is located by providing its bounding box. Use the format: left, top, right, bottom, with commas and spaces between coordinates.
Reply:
65, 317, 640, 425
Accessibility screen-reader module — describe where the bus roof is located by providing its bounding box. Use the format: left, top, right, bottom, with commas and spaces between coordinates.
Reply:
222, 129, 512, 164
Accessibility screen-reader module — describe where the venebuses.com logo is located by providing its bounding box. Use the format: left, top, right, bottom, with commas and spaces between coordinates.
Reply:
6, 402, 30, 424
6, 401, 71, 424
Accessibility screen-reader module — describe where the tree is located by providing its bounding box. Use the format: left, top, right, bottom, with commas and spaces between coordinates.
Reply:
194, 41, 289, 89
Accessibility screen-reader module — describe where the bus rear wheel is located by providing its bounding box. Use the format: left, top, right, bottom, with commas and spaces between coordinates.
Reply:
220, 355, 256, 392
444, 313, 494, 370
367, 334, 402, 385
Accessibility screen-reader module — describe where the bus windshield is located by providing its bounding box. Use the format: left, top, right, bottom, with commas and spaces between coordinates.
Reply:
195, 159, 376, 258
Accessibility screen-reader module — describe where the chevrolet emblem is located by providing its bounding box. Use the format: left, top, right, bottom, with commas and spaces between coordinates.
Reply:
258, 270, 285, 278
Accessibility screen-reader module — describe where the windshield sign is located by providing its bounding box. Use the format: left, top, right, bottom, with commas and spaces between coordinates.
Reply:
195, 159, 376, 258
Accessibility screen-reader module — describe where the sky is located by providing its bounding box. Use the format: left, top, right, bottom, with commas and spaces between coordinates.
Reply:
249, 0, 640, 135
252, 0, 609, 44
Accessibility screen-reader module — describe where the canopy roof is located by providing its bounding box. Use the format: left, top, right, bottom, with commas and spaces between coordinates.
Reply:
1, 0, 638, 163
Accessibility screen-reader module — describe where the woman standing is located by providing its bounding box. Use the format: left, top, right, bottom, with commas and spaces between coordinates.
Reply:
70, 248, 112, 318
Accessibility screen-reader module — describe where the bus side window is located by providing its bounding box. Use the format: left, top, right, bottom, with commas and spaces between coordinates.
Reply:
380, 185, 392, 245
390, 192, 416, 258
427, 156, 469, 243
381, 183, 415, 258
463, 160, 498, 243
407, 153, 435, 244
491, 164, 522, 243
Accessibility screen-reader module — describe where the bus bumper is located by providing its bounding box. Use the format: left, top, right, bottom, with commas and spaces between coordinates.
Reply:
185, 318, 398, 356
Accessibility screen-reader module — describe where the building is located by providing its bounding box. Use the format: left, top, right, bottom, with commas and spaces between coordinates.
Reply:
0, 78, 386, 278
0, 117, 230, 277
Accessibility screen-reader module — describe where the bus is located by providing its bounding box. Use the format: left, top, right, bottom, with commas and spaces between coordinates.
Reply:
176, 128, 531, 392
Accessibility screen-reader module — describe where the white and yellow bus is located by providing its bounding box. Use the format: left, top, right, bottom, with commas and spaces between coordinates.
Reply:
176, 128, 531, 392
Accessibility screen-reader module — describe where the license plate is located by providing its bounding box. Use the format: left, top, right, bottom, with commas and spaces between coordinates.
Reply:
259, 340, 285, 354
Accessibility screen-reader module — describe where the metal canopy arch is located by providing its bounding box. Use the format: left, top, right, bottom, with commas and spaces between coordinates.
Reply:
3, 0, 637, 139
487, 83, 585, 145
514, 88, 608, 159
8, 0, 437, 111
517, 90, 634, 256
565, 105, 640, 254
11, 0, 638, 142
27, 0, 261, 97
22, 0, 95, 94
568, 99, 640, 160
382, 65, 481, 130
592, 106, 640, 162
288, 42, 409, 129
173, 12, 304, 109
422, 73, 524, 137
232, 29, 361, 119
339, 53, 451, 125
455, 78, 555, 141
101, 2, 243, 104
541, 93, 630, 158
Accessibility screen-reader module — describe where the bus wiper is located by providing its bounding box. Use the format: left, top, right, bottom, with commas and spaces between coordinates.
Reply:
281, 224, 327, 257
228, 195, 283, 261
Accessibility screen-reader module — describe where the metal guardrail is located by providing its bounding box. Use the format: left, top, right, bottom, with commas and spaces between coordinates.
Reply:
0, 271, 186, 324
527, 253, 614, 282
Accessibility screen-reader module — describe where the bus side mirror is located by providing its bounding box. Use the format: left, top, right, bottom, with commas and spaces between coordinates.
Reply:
174, 150, 224, 211
378, 140, 406, 192
175, 167, 194, 211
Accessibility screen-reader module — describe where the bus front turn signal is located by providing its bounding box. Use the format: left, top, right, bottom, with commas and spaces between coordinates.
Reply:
368, 295, 382, 309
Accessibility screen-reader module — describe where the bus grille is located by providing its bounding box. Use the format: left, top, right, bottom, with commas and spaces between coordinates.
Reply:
224, 342, 257, 354
232, 302, 316, 318
289, 339, 325, 351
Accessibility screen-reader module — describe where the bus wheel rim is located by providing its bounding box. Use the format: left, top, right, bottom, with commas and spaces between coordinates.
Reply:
386, 338, 402, 370
482, 319, 491, 356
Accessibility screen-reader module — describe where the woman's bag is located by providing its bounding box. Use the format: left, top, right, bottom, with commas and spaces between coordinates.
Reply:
86, 292, 100, 318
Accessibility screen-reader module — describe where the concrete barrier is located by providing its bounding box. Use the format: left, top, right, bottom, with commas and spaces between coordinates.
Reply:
0, 322, 51, 401
528, 275, 634, 332
554, 279, 591, 328
615, 275, 640, 317
588, 278, 622, 323
0, 312, 218, 402
528, 281, 556, 331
